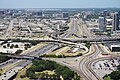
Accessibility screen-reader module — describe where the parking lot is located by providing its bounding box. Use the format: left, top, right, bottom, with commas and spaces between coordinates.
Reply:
92, 57, 120, 77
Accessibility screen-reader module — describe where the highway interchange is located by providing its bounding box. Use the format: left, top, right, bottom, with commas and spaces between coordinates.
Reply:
0, 17, 120, 80
0, 18, 79, 80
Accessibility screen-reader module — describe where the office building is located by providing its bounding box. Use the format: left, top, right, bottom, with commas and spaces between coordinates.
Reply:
112, 12, 119, 32
111, 45, 120, 52
0, 11, 5, 17
102, 10, 110, 17
36, 12, 43, 16
53, 14, 62, 18
98, 17, 106, 31
118, 11, 120, 17
62, 12, 69, 18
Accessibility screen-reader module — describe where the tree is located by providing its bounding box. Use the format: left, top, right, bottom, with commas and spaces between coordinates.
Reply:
74, 75, 80, 80
104, 65, 120, 80
15, 50, 22, 55
117, 65, 120, 71
14, 44, 19, 48
62, 69, 74, 80
0, 54, 10, 63
20, 75, 26, 78
109, 71, 120, 80
3, 45, 6, 48
85, 42, 91, 49
7, 43, 10, 47
30, 40, 39, 45
104, 76, 111, 80
24, 44, 31, 48
26, 60, 80, 80
10, 44, 14, 49
25, 47, 28, 50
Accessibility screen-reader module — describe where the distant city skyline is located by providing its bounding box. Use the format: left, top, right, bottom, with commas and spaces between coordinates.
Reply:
0, 0, 120, 8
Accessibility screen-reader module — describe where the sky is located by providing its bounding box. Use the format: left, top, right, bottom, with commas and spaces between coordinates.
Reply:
0, 0, 120, 8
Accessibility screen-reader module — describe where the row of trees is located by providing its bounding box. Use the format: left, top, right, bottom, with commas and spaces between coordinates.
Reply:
26, 60, 80, 80
12, 39, 40, 45
40, 53, 82, 58
3, 44, 19, 49
3, 43, 32, 51
103, 65, 120, 80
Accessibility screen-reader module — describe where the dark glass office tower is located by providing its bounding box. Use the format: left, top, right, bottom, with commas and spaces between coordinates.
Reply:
112, 12, 119, 31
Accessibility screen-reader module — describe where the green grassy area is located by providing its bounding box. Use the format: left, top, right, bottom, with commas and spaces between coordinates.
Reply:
21, 43, 47, 55
41, 45, 83, 58
21, 78, 30, 80
40, 53, 82, 58
104, 75, 111, 80
85, 42, 91, 49
35, 70, 55, 75
26, 60, 80, 80
15, 63, 32, 80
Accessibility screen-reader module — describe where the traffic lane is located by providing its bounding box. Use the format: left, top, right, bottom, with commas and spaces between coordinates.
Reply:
0, 59, 19, 69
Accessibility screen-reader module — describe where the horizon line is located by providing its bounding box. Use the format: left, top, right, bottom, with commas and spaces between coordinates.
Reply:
0, 7, 120, 9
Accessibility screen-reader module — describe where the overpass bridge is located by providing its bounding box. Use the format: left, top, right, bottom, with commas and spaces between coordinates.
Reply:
1, 36, 120, 45
7, 55, 42, 60
61, 36, 120, 43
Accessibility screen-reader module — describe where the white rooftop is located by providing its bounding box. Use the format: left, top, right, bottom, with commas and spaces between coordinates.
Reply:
111, 45, 120, 47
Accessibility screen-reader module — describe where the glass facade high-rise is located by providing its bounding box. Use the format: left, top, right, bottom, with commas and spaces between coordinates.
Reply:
112, 12, 119, 32
62, 12, 69, 18
36, 12, 43, 16
118, 11, 120, 17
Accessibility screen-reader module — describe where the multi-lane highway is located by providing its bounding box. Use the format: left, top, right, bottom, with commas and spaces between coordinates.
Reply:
78, 18, 94, 37
0, 60, 31, 80
43, 44, 105, 80
62, 35, 120, 42
0, 18, 79, 79
1, 17, 119, 80
79, 44, 103, 80
5, 19, 14, 38
61, 18, 79, 38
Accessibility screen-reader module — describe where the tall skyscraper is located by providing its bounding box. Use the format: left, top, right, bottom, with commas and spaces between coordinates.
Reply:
102, 10, 110, 17
0, 11, 4, 16
118, 11, 120, 17
62, 12, 69, 18
36, 12, 43, 16
112, 12, 119, 32
98, 17, 106, 31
